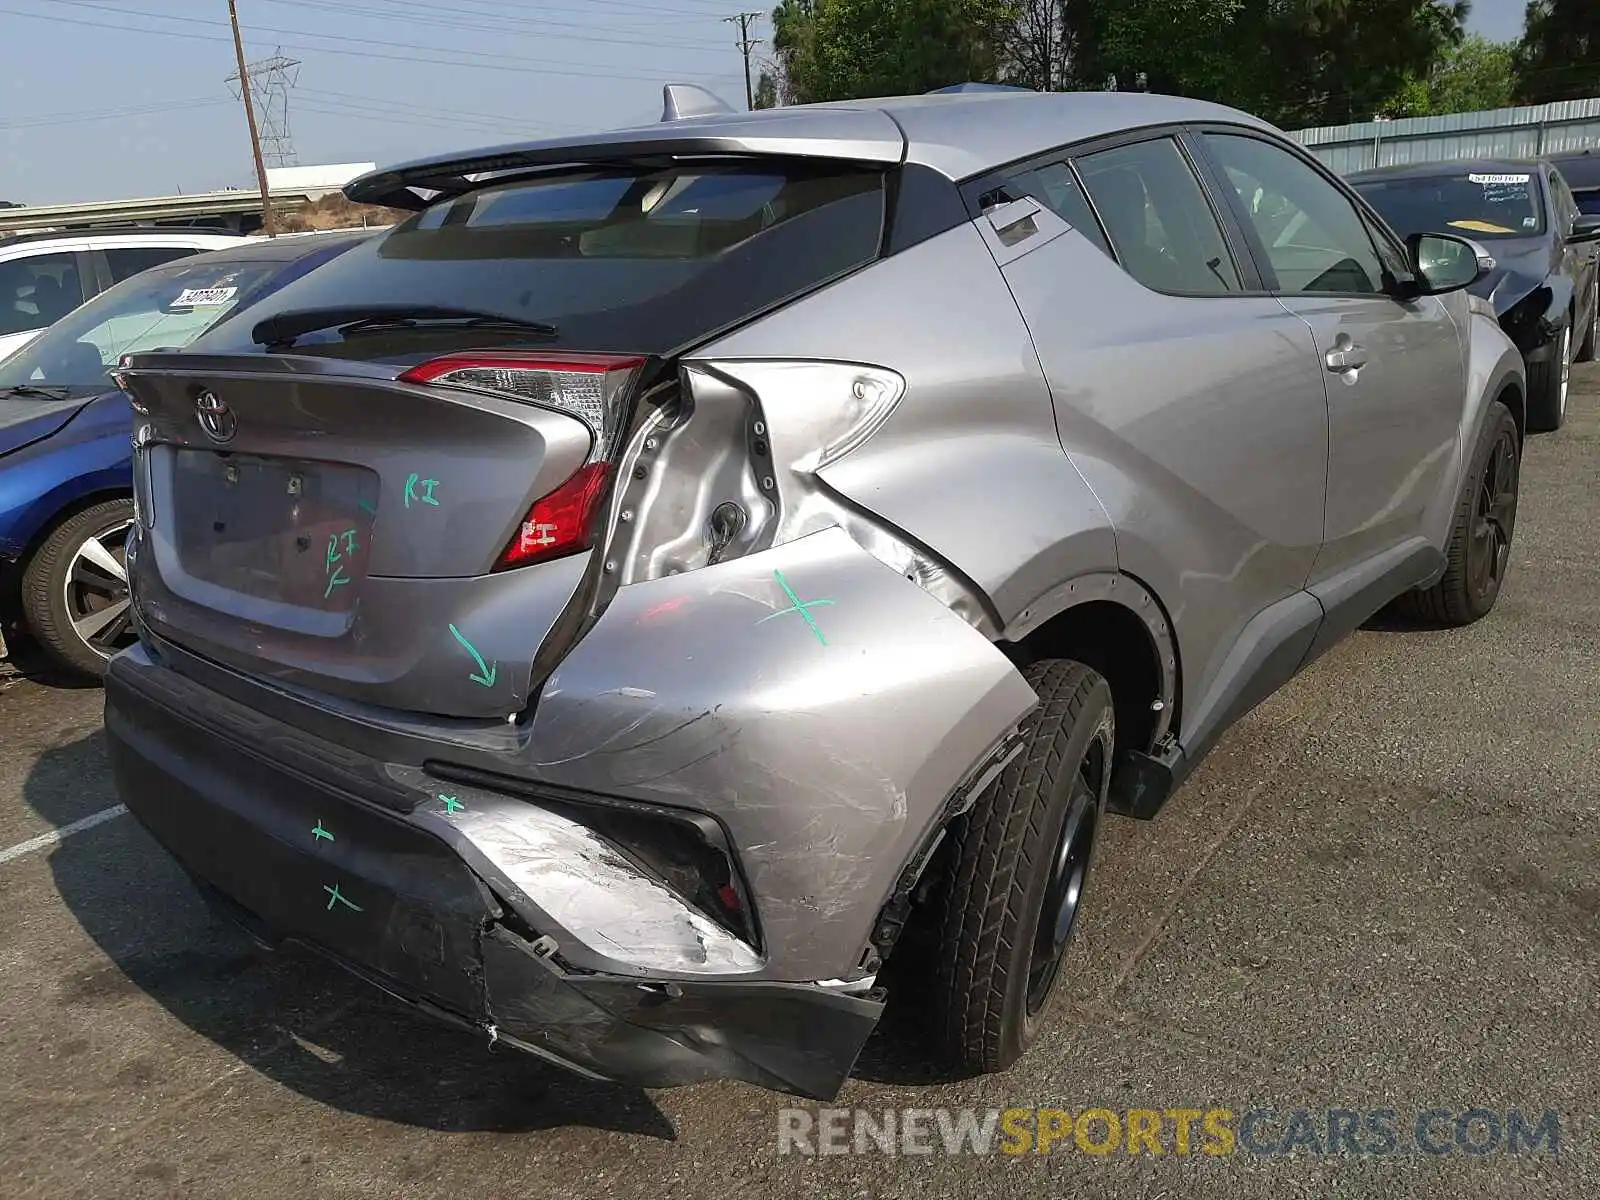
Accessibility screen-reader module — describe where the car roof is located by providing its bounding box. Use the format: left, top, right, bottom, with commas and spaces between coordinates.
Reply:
1348, 158, 1549, 184
0, 227, 246, 252
159, 229, 374, 268
347, 90, 1275, 208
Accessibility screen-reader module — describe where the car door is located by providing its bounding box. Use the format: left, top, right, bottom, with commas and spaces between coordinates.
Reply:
1548, 168, 1599, 334
976, 132, 1334, 753
1195, 129, 1465, 624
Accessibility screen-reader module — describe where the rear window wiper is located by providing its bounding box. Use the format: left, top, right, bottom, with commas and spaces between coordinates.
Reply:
0, 384, 76, 400
252, 305, 559, 348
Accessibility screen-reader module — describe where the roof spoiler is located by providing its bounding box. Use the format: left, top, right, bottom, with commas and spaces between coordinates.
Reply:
661, 84, 736, 122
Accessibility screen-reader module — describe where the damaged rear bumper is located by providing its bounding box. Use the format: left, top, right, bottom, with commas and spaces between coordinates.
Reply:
103, 647, 882, 1099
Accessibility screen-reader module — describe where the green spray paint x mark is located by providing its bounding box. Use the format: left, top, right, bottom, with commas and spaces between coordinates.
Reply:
757, 569, 834, 645
439, 794, 465, 814
312, 820, 334, 843
323, 882, 362, 913
448, 623, 498, 687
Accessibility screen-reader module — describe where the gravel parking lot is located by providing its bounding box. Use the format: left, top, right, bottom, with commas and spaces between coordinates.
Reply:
3, 367, 1597, 1200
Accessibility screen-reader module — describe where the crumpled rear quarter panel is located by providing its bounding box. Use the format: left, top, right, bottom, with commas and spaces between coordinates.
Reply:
522, 525, 1037, 982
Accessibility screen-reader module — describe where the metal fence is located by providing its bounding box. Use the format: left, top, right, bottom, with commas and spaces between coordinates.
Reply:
1288, 97, 1600, 173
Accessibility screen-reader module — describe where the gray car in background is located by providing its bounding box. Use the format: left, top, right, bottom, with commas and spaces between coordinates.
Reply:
105, 86, 1525, 1099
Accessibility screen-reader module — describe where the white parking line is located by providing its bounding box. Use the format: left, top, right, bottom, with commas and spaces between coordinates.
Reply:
0, 804, 128, 866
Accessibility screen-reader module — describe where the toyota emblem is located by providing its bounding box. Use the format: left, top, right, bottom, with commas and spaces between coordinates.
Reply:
195, 390, 237, 444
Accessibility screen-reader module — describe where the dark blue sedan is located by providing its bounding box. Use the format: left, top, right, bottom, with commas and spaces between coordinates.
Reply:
0, 231, 369, 677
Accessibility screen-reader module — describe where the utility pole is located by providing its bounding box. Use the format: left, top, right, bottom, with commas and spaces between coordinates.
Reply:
227, 0, 275, 236
724, 11, 762, 110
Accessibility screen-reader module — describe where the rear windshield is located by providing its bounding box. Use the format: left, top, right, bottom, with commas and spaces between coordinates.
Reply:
1354, 172, 1545, 239
0, 258, 279, 393
191, 160, 887, 358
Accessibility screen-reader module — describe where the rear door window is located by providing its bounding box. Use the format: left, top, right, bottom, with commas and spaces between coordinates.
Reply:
1074, 138, 1243, 296
0, 251, 85, 335
195, 160, 888, 358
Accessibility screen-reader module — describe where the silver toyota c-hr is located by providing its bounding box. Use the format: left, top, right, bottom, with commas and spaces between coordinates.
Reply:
106, 85, 1526, 1099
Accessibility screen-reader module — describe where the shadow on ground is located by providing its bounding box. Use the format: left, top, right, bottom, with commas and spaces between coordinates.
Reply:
25, 728, 678, 1140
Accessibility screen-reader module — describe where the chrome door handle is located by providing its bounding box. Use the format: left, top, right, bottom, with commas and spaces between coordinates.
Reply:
1325, 342, 1368, 373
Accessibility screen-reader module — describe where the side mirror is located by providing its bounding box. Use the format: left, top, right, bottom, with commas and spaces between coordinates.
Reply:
1568, 214, 1600, 245
1406, 232, 1493, 295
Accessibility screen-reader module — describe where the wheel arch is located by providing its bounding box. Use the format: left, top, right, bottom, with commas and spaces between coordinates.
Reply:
999, 572, 1181, 767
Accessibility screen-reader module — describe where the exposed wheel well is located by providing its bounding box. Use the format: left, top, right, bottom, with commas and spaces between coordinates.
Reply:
1498, 380, 1526, 445
1004, 598, 1169, 764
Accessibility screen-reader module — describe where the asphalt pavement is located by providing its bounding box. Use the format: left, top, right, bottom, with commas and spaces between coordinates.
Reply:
2, 368, 1598, 1199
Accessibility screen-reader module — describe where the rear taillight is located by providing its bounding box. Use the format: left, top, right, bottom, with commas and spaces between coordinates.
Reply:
399, 352, 646, 571
496, 461, 610, 570
398, 352, 645, 457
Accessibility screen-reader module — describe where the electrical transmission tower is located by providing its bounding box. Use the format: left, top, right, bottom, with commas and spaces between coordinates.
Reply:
226, 49, 301, 168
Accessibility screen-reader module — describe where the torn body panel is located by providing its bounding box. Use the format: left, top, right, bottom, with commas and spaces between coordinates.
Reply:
518, 525, 1037, 981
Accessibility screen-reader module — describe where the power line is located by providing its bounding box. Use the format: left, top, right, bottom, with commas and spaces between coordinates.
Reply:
255, 0, 731, 48
0, 97, 232, 130
0, 4, 737, 86
44, 0, 733, 65
724, 11, 763, 111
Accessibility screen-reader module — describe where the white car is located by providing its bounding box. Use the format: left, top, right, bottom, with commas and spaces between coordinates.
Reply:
0, 228, 247, 362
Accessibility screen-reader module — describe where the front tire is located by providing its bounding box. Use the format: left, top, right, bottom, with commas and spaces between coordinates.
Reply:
1526, 323, 1571, 432
930, 659, 1113, 1074
1576, 277, 1598, 364
20, 499, 136, 680
1395, 401, 1519, 627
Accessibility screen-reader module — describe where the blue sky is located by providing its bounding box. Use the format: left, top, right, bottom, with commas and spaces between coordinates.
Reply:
1, 0, 1531, 205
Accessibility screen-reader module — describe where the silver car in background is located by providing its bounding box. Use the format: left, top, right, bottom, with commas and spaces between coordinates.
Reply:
105, 86, 1525, 1099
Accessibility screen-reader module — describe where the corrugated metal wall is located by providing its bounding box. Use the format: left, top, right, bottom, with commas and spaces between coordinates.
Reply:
1288, 98, 1600, 174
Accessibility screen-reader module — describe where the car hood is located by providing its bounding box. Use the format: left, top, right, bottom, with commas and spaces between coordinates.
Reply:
1469, 237, 1555, 314
0, 393, 97, 458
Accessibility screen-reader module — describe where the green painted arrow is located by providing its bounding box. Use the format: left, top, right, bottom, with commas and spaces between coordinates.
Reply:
447, 623, 498, 688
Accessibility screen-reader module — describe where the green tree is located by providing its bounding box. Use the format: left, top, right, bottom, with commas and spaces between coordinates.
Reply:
1064, 0, 1466, 128
1428, 34, 1517, 114
1515, 0, 1600, 103
770, 0, 1018, 103
754, 71, 779, 108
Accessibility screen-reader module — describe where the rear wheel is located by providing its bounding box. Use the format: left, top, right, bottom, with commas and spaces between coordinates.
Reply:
1577, 277, 1598, 364
930, 659, 1113, 1074
20, 499, 136, 680
1395, 401, 1519, 627
1526, 323, 1571, 432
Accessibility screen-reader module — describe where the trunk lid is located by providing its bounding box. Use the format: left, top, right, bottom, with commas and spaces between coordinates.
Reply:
121, 353, 599, 719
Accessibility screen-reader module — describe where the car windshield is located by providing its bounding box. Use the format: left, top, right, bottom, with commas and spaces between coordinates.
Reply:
1354, 171, 1545, 240
0, 257, 276, 393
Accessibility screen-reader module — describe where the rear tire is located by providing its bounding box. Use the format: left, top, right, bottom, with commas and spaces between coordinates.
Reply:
1526, 323, 1571, 432
1394, 401, 1519, 627
930, 659, 1113, 1074
20, 499, 136, 680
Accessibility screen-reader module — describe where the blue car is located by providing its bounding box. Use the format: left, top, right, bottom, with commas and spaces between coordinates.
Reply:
0, 231, 369, 677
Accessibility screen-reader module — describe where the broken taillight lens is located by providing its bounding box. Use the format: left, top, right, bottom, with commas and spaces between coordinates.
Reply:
398, 352, 646, 572
495, 460, 610, 570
